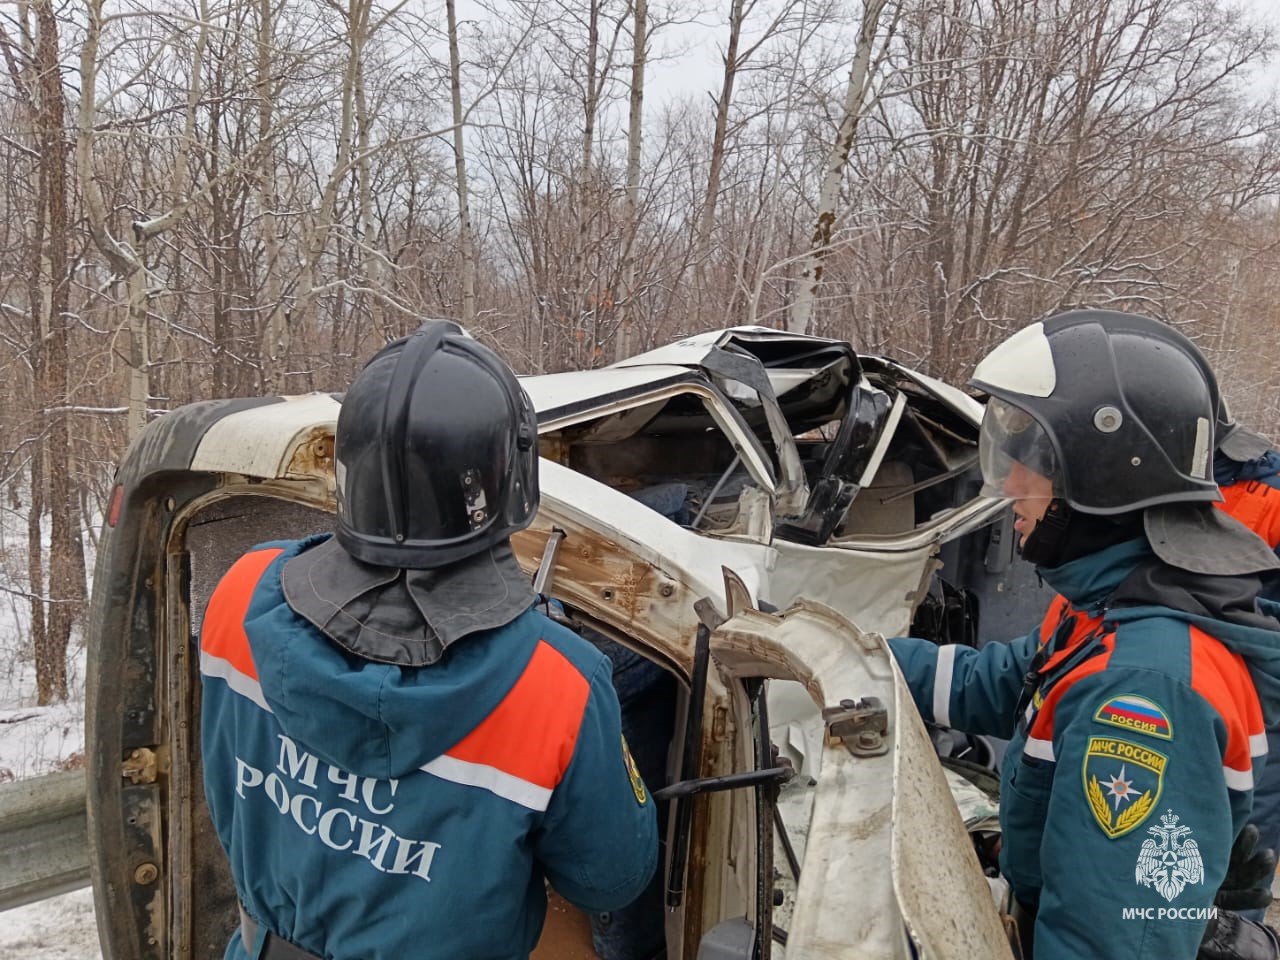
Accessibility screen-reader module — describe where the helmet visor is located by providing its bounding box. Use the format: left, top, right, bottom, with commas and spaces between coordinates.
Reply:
978, 398, 1062, 502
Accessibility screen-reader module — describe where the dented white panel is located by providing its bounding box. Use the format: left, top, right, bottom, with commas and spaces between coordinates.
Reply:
611, 330, 736, 369
189, 393, 339, 478
769, 538, 934, 638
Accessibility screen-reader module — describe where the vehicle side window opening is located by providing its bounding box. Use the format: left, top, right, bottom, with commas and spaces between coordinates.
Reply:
538, 391, 761, 534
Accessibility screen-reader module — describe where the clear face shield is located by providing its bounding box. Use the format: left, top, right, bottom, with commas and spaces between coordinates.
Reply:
978, 398, 1063, 504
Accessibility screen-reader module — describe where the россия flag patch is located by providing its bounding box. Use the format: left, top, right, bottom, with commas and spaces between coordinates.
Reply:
1093, 694, 1172, 740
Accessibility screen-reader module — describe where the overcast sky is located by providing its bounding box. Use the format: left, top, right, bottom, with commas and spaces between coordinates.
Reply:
640, 0, 1280, 106
1242, 0, 1280, 89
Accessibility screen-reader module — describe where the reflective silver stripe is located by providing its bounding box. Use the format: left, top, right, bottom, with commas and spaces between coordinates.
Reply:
1224, 765, 1254, 792
933, 645, 957, 727
1251, 732, 1269, 757
1023, 736, 1055, 762
200, 650, 272, 713
420, 754, 552, 812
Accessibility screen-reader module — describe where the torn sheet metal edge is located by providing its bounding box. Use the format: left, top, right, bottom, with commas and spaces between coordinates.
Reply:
709, 602, 908, 959
890, 655, 1014, 960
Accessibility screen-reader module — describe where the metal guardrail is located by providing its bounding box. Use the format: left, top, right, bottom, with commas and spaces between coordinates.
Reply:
0, 770, 91, 911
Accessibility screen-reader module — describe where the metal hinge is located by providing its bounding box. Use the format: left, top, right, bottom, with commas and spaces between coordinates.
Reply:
822, 697, 889, 757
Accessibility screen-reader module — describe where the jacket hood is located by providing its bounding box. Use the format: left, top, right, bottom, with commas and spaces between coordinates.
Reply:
244, 541, 543, 780
1040, 537, 1280, 725
1214, 448, 1280, 486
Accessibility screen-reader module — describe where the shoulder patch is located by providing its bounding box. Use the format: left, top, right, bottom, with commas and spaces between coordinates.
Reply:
622, 736, 647, 805
1083, 736, 1165, 839
1094, 694, 1172, 740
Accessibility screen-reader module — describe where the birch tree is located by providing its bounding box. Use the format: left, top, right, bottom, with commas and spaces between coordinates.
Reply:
447, 0, 477, 325
614, 0, 647, 359
77, 0, 217, 437
787, 0, 896, 334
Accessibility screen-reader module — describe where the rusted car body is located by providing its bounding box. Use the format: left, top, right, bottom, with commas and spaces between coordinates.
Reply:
85, 327, 1015, 959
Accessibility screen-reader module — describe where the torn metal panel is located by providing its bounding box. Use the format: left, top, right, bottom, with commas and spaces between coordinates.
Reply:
708, 603, 907, 959
613, 328, 861, 403
769, 539, 936, 639
709, 602, 1010, 960
891, 661, 1014, 959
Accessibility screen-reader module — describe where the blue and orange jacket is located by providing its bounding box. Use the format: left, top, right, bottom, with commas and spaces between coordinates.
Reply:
1216, 448, 1280, 558
199, 538, 658, 960
890, 538, 1280, 960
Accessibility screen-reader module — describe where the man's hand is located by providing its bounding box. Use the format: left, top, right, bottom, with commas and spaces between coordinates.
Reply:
1217, 825, 1277, 912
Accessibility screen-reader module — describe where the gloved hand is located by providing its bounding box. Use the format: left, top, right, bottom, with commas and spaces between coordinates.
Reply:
1217, 825, 1278, 912
1198, 910, 1280, 960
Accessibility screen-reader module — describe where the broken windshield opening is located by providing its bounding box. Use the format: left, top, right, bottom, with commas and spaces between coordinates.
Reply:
536, 353, 984, 548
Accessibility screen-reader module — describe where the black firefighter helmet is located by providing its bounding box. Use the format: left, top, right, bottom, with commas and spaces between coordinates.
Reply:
334, 320, 539, 569
970, 309, 1221, 515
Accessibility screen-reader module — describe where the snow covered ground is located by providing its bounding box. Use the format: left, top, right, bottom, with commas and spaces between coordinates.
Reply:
0, 653, 87, 783
0, 643, 101, 959
0, 648, 97, 958
0, 506, 100, 958
1, 890, 102, 960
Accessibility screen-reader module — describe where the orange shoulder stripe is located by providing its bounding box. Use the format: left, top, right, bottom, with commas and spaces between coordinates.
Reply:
446, 640, 591, 789
1189, 625, 1263, 773
200, 547, 284, 681
1029, 633, 1115, 741
1039, 595, 1071, 646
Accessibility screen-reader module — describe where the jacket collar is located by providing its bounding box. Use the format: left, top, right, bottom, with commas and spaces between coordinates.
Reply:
1037, 538, 1152, 609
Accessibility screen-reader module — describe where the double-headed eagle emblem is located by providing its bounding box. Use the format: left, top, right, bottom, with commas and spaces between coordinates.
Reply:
1135, 811, 1204, 902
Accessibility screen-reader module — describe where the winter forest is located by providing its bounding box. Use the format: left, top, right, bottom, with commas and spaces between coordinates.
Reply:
2, 0, 1280, 712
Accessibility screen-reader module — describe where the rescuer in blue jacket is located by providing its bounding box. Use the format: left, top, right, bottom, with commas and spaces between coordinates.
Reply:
889, 310, 1280, 960
198, 321, 657, 960
1214, 403, 1280, 930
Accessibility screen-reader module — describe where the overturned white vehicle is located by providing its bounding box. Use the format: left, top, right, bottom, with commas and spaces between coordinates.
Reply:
86, 327, 1024, 959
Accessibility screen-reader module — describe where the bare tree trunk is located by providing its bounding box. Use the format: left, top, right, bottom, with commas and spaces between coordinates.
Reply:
78, 0, 210, 436
569, 0, 603, 358
23, 0, 82, 706
256, 0, 283, 393
446, 0, 476, 325
354, 12, 377, 342
580, 0, 602, 177
21, 0, 52, 703
693, 0, 745, 319
614, 0, 646, 360
788, 0, 894, 334
285, 0, 371, 382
